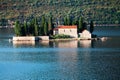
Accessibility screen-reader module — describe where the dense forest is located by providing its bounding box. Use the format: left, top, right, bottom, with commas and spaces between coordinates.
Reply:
0, 0, 120, 24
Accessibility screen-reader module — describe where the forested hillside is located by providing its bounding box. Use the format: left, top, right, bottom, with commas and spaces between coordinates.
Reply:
0, 0, 120, 24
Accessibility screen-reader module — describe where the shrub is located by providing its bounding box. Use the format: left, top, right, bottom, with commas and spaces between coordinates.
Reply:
50, 34, 71, 39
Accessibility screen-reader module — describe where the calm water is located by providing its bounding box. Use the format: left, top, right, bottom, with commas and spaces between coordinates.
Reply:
0, 27, 120, 80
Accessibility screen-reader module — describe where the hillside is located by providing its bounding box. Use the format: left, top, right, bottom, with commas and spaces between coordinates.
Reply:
0, 0, 120, 24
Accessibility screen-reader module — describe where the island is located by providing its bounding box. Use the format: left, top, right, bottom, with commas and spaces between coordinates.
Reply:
12, 16, 97, 42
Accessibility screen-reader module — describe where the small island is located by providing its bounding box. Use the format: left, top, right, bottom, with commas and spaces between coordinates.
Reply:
12, 15, 97, 42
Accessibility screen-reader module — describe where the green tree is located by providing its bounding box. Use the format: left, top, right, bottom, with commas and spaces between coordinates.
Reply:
29, 19, 35, 36
44, 21, 48, 35
23, 21, 27, 36
89, 21, 94, 33
63, 16, 67, 25
40, 15, 46, 35
48, 16, 54, 35
78, 17, 84, 32
34, 18, 38, 36
63, 15, 72, 25
14, 20, 21, 36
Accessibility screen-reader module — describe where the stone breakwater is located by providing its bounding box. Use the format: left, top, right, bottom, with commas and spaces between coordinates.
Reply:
12, 36, 49, 41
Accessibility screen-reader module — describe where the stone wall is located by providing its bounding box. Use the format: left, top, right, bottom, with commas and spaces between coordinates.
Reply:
37, 36, 49, 41
13, 36, 49, 41
13, 36, 35, 41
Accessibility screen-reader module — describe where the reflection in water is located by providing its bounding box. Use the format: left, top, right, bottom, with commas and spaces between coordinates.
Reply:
53, 40, 78, 48
12, 40, 93, 48
100, 37, 108, 42
79, 40, 92, 48
39, 41, 49, 46
13, 41, 35, 47
1, 27, 120, 79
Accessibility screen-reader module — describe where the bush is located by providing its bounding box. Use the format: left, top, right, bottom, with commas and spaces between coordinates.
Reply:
50, 34, 71, 39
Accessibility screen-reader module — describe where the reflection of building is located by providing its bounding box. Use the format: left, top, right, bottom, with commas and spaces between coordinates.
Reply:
53, 25, 78, 38
54, 40, 78, 48
79, 40, 91, 48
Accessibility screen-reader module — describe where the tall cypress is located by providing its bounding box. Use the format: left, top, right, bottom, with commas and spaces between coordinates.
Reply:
89, 21, 94, 33
34, 18, 38, 36
44, 21, 48, 35
78, 17, 83, 33
48, 16, 54, 35
14, 20, 21, 36
23, 21, 27, 36
41, 15, 46, 35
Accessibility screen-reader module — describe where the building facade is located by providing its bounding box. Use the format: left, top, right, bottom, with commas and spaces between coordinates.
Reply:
53, 25, 78, 38
79, 30, 91, 39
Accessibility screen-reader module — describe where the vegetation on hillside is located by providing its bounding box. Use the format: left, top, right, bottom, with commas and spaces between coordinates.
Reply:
0, 0, 120, 25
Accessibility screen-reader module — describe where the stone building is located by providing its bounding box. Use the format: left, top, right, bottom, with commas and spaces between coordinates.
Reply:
53, 25, 78, 38
79, 30, 92, 39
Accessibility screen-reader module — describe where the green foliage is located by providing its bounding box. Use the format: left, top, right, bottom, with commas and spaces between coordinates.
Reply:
63, 15, 72, 25
78, 17, 83, 32
89, 21, 94, 33
44, 21, 48, 35
14, 17, 39, 36
14, 15, 55, 36
51, 34, 71, 39
14, 21, 21, 36
34, 18, 38, 36
48, 15, 54, 35
1, 0, 119, 24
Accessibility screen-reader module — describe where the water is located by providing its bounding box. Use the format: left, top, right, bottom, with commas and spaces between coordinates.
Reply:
0, 27, 120, 80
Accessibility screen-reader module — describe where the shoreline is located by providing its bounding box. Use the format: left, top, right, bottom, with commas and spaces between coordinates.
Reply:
11, 36, 100, 42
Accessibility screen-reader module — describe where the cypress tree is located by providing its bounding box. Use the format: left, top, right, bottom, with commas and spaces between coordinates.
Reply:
48, 16, 53, 35
34, 18, 38, 36
89, 21, 94, 33
63, 16, 67, 25
29, 20, 34, 36
23, 21, 27, 36
14, 20, 21, 36
66, 15, 70, 25
78, 17, 83, 33
44, 21, 48, 35
41, 15, 46, 35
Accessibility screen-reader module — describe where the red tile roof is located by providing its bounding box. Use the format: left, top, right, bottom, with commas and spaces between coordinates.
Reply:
54, 25, 77, 30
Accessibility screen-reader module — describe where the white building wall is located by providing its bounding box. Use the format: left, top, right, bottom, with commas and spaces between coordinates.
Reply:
58, 29, 78, 38
79, 30, 91, 39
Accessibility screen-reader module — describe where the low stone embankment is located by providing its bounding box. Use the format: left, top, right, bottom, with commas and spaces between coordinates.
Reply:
12, 36, 49, 41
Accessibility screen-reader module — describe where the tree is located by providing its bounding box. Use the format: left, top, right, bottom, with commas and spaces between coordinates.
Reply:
44, 21, 48, 35
89, 21, 94, 33
23, 21, 27, 36
63, 16, 67, 25
40, 15, 46, 35
14, 20, 21, 36
29, 20, 34, 36
48, 16, 53, 34
63, 15, 72, 25
34, 18, 38, 36
78, 17, 83, 33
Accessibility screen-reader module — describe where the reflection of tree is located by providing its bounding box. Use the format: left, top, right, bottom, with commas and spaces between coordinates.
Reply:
91, 40, 95, 48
